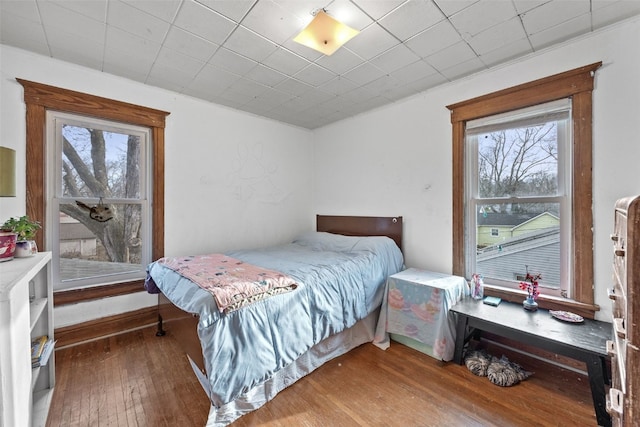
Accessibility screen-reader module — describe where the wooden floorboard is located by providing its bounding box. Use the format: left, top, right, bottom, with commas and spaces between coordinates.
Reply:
47, 327, 597, 426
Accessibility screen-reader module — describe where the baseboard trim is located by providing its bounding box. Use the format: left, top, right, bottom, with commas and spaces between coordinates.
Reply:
54, 306, 158, 349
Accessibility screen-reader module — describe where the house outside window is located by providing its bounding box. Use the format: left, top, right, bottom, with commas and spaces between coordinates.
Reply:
490, 228, 499, 237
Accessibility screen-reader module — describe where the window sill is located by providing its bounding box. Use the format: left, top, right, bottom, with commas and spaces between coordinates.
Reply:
53, 280, 145, 307
483, 284, 600, 319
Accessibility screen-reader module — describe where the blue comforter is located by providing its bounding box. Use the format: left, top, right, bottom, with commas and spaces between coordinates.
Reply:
146, 231, 404, 407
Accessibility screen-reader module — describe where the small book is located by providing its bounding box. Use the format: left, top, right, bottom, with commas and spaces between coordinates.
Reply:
483, 296, 502, 306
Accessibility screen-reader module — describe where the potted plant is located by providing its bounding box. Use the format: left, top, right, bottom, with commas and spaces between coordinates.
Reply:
1, 215, 41, 257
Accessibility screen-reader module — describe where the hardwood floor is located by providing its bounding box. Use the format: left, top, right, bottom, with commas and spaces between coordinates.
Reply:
47, 327, 598, 426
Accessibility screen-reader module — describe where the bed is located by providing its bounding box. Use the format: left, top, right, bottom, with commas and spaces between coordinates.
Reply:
145, 215, 404, 426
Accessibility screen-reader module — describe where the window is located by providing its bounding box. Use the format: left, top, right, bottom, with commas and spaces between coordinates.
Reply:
47, 112, 152, 290
447, 62, 601, 317
466, 100, 571, 297
19, 79, 168, 302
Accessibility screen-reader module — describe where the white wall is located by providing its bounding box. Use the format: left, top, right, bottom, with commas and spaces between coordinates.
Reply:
313, 16, 640, 322
2, 17, 638, 326
0, 45, 315, 326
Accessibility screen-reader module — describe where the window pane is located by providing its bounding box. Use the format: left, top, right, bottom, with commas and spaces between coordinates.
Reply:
477, 122, 559, 198
475, 203, 560, 290
61, 125, 141, 199
59, 203, 144, 284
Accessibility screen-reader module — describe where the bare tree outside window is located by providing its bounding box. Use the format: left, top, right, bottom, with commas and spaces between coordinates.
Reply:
60, 125, 143, 265
47, 110, 151, 288
467, 102, 571, 295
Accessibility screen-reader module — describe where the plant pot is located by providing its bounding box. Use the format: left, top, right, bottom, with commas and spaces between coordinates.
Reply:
15, 240, 37, 257
0, 231, 17, 262
523, 296, 538, 311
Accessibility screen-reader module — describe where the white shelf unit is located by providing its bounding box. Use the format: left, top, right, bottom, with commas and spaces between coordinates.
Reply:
0, 252, 54, 427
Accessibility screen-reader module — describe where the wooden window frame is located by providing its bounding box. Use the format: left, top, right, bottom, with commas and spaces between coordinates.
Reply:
446, 62, 602, 319
17, 79, 169, 305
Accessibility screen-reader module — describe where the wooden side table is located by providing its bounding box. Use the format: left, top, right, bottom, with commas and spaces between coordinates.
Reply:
451, 298, 611, 427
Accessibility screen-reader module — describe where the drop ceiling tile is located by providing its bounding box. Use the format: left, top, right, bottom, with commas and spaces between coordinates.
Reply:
226, 77, 270, 98
106, 25, 161, 60
195, 0, 255, 22
479, 38, 533, 67
342, 61, 385, 85
449, 0, 518, 38
209, 95, 245, 110
245, 64, 288, 87
318, 76, 359, 96
121, 0, 181, 22
361, 74, 401, 96
38, 1, 106, 43
145, 72, 189, 93
247, 88, 293, 110
466, 17, 527, 55
356, 0, 405, 20
154, 46, 206, 76
592, 1, 640, 28
340, 85, 377, 104
240, 0, 303, 44
325, 0, 374, 31
294, 88, 334, 105
511, 0, 550, 15
1, 0, 42, 22
219, 86, 257, 105
425, 40, 477, 71
272, 0, 323, 22
45, 27, 104, 70
528, 13, 592, 50
439, 56, 485, 80
107, 0, 170, 42
354, 95, 389, 112
370, 44, 421, 74
162, 26, 219, 62
345, 23, 399, 60
277, 96, 314, 114
274, 77, 314, 96
174, 0, 237, 44
405, 19, 462, 58
262, 47, 310, 75
399, 71, 448, 94
379, 0, 445, 41
433, 0, 479, 17
388, 59, 438, 83
223, 26, 278, 63
0, 11, 50, 56
315, 47, 363, 75
103, 49, 154, 82
294, 63, 336, 87
207, 47, 257, 76
186, 63, 241, 96
39, 0, 107, 21
521, 0, 591, 35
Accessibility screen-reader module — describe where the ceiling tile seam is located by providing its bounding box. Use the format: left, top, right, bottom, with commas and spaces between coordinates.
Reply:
99, 0, 109, 72
33, 0, 53, 58
170, 3, 251, 97
141, 0, 179, 85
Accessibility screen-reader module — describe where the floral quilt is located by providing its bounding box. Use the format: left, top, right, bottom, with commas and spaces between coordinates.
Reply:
158, 254, 298, 313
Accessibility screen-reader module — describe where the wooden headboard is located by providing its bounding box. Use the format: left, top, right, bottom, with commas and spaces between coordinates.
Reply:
316, 215, 403, 251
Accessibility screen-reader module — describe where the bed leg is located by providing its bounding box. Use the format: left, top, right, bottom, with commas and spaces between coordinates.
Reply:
156, 314, 166, 336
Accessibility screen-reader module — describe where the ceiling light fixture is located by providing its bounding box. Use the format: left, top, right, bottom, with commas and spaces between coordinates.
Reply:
293, 9, 359, 56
